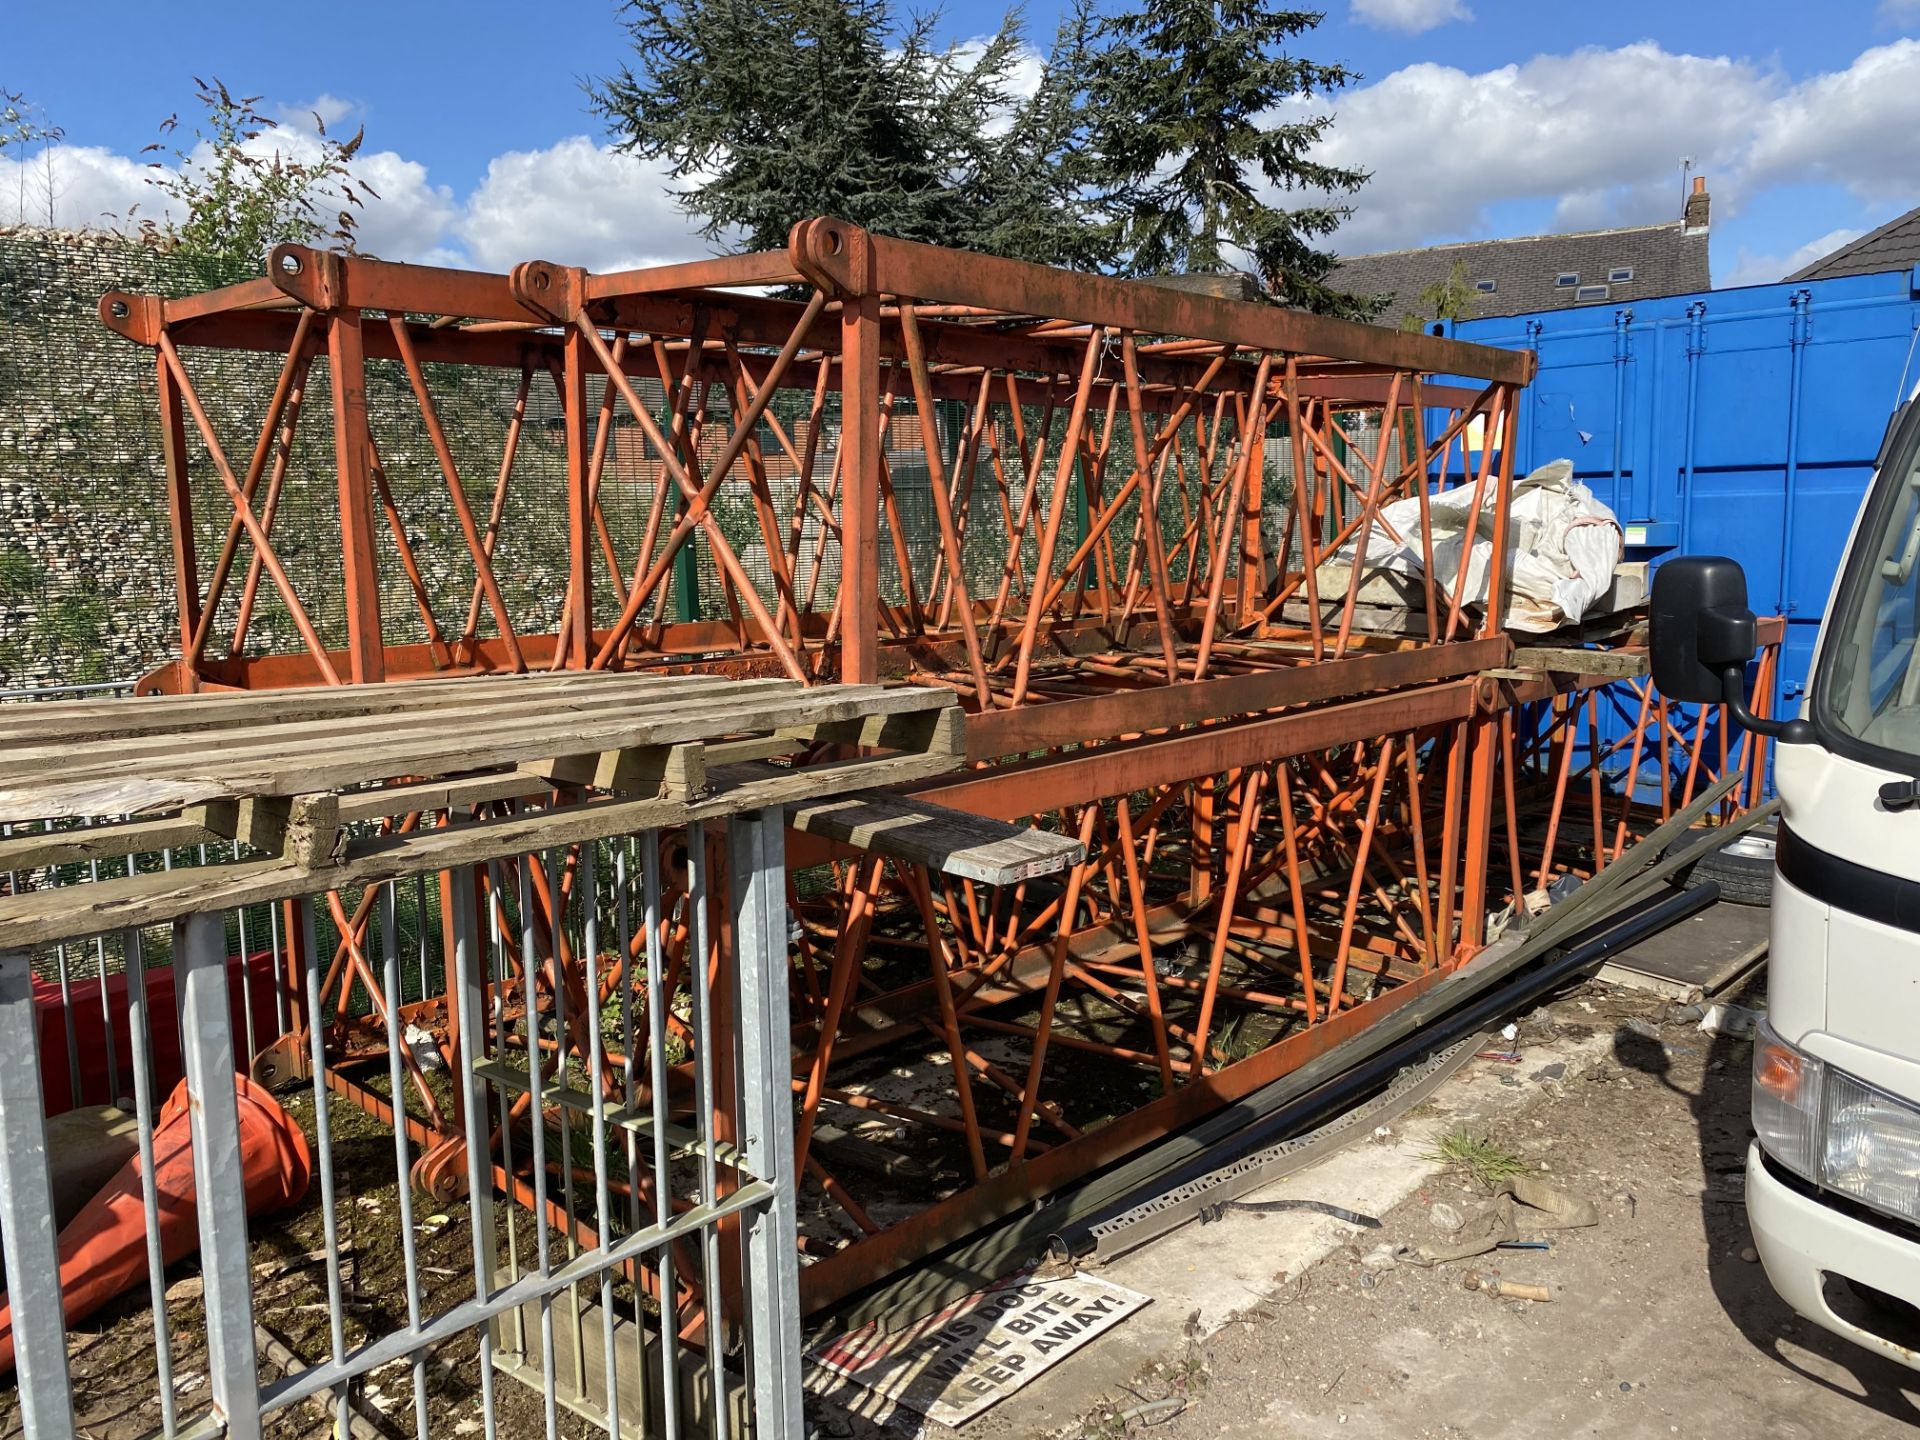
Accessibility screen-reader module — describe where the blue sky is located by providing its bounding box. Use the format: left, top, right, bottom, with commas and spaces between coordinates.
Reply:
7, 0, 1920, 285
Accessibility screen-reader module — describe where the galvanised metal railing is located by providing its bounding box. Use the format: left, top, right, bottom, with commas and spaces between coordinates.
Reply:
0, 808, 803, 1440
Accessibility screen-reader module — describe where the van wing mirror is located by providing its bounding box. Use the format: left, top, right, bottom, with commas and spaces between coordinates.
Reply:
1650, 556, 1757, 704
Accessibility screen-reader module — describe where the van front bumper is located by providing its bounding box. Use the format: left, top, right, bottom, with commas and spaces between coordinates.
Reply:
1746, 1142, 1920, 1369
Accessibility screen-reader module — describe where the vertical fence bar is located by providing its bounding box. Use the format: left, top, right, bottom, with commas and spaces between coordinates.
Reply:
545, 847, 588, 1403
415, 871, 431, 1006
494, 860, 527, 1360
269, 900, 289, 1035
86, 824, 121, 1106
53, 912, 82, 1107
172, 909, 263, 1440
453, 863, 503, 1439
123, 928, 179, 1437
643, 832, 681, 1440
582, 843, 624, 1437
236, 901, 258, 1063
380, 882, 432, 1437
614, 839, 653, 1432
520, 854, 561, 1440
727, 810, 804, 1440
0, 948, 77, 1439
300, 897, 352, 1436
686, 821, 728, 1438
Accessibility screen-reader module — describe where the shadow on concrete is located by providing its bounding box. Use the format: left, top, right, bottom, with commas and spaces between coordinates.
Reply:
1611, 973, 1920, 1426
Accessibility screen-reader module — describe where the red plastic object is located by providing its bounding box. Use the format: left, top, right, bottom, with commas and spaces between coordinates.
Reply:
34, 949, 285, 1117
0, 1073, 310, 1372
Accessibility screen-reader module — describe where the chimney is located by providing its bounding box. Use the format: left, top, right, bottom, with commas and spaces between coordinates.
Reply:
1684, 175, 1710, 235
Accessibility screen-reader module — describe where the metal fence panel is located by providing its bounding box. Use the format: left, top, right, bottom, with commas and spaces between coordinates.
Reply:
0, 814, 804, 1439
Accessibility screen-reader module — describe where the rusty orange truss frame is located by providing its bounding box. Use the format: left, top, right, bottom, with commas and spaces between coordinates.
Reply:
98, 220, 1777, 1322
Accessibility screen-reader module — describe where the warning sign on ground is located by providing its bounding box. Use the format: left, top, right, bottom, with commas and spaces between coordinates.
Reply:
810, 1270, 1152, 1427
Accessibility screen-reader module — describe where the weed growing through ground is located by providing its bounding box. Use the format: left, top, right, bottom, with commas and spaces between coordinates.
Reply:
1212, 1015, 1267, 1062
1423, 1127, 1527, 1190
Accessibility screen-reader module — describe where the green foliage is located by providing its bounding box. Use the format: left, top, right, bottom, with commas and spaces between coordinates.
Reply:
958, 1, 1121, 273
0, 546, 37, 600
1403, 257, 1479, 328
589, 0, 1117, 267
1, 87, 65, 227
1424, 1126, 1528, 1190
591, 0, 1385, 312
1080, 0, 1380, 318
137, 78, 373, 274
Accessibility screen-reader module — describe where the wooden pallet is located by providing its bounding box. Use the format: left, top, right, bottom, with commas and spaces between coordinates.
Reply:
0, 671, 960, 827
0, 672, 1087, 948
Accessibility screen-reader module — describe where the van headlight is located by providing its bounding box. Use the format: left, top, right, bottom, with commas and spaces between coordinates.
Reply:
1754, 1019, 1920, 1226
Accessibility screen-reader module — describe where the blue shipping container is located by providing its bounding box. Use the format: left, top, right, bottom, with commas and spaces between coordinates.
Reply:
1438, 266, 1920, 724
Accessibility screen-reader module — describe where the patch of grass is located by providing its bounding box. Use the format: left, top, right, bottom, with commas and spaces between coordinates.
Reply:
1211, 1014, 1267, 1063
1423, 1126, 1528, 1190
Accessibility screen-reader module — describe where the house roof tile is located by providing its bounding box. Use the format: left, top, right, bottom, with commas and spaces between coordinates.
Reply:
1330, 222, 1710, 323
1786, 207, 1920, 282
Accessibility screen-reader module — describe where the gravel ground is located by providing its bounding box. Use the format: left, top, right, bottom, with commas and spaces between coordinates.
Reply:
1071, 976, 1920, 1440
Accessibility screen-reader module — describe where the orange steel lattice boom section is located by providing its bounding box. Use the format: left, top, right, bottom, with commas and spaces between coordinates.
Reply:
95, 220, 1777, 1323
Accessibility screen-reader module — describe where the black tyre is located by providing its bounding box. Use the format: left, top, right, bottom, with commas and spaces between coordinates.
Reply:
1666, 823, 1776, 907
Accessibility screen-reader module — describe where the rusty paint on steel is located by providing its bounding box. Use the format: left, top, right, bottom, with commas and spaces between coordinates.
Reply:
89, 219, 1769, 1325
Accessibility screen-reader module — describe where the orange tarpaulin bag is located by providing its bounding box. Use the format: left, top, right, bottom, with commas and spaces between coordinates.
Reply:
0, 1073, 310, 1371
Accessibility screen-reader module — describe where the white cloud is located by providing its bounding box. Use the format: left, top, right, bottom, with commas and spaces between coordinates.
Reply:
1744, 40, 1920, 202
0, 141, 192, 233
276, 93, 359, 132
1880, 0, 1920, 24
1723, 227, 1865, 288
0, 112, 458, 268
1350, 0, 1473, 34
456, 136, 712, 273
1311, 39, 1920, 261
2, 126, 706, 274
1311, 44, 1767, 254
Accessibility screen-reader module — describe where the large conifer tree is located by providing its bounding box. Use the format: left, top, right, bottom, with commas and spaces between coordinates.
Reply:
590, 0, 1114, 267
1081, 1, 1379, 317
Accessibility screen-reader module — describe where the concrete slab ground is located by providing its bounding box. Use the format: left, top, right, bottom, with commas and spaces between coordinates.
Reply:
807, 972, 1920, 1440
809, 1015, 1619, 1438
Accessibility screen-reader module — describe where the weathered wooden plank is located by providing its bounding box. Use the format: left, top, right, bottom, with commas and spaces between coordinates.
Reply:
1511, 646, 1649, 679
777, 705, 966, 757
0, 805, 233, 871
782, 790, 1083, 885
0, 686, 957, 824
0, 669, 728, 744
0, 675, 802, 779
0, 750, 960, 950
524, 742, 708, 800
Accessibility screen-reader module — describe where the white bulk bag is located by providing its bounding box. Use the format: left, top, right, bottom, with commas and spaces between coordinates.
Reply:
1325, 458, 1623, 633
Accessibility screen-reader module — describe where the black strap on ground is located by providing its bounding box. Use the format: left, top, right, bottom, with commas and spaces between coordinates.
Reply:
1198, 1198, 1382, 1228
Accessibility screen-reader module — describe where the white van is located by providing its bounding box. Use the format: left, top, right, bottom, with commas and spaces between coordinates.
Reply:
1651, 398, 1920, 1366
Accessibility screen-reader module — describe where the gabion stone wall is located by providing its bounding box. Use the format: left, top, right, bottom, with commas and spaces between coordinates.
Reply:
0, 227, 1383, 692
0, 228, 580, 690
0, 228, 243, 688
